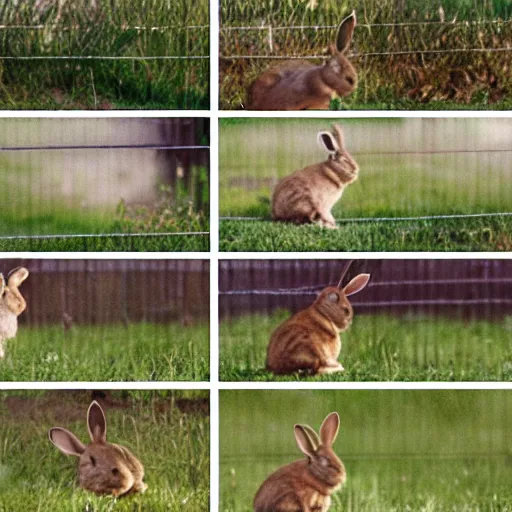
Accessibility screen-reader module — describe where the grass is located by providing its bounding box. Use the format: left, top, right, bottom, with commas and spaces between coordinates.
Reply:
0, 322, 209, 381
220, 389, 512, 511
0, 185, 210, 252
0, 0, 209, 109
220, 312, 512, 381
220, 216, 512, 252
0, 390, 209, 511
220, 0, 511, 110
219, 118, 512, 251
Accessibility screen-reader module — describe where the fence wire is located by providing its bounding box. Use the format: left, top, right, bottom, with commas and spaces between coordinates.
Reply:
219, 118, 512, 224
0, 118, 210, 244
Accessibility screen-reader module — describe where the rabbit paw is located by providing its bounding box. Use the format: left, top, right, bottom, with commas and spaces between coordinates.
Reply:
318, 362, 345, 374
134, 481, 148, 494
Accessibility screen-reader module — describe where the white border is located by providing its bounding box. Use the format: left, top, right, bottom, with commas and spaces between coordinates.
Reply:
0, 6, 509, 512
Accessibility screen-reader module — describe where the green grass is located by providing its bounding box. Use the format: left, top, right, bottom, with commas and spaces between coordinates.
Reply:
219, 118, 512, 251
0, 0, 209, 109
0, 191, 210, 252
0, 390, 209, 511
220, 216, 512, 252
220, 312, 512, 381
220, 0, 511, 110
220, 389, 512, 511
0, 322, 209, 381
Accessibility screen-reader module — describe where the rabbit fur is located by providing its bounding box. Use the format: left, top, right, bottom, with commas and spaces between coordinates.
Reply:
266, 272, 370, 375
0, 267, 29, 359
254, 412, 345, 512
249, 12, 357, 110
49, 400, 147, 497
272, 124, 359, 228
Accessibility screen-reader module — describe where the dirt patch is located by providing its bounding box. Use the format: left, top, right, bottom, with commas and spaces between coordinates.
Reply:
1, 391, 209, 424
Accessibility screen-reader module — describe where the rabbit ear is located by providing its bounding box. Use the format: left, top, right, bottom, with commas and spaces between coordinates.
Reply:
317, 131, 339, 154
319, 412, 340, 446
49, 427, 86, 456
336, 10, 356, 54
7, 267, 29, 287
294, 425, 317, 458
87, 401, 107, 443
300, 424, 321, 450
343, 273, 370, 296
331, 124, 345, 151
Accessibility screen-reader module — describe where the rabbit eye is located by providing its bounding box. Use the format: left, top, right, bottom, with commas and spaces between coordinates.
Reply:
320, 457, 329, 467
346, 77, 354, 85
111, 468, 120, 476
90, 456, 96, 467
328, 292, 338, 302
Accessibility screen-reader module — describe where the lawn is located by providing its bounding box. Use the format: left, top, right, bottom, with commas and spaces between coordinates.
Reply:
0, 390, 209, 511
220, 389, 512, 511
0, 170, 210, 252
0, 322, 209, 381
220, 312, 512, 381
219, 0, 511, 110
0, 0, 209, 109
219, 118, 512, 252
220, 216, 512, 252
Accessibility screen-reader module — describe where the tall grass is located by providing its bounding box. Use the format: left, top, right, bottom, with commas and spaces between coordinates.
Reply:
0, 390, 210, 511
0, 322, 210, 381
220, 312, 512, 381
220, 0, 511, 109
0, 0, 209, 109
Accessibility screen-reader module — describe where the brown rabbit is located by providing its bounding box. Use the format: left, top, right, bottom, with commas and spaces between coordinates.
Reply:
0, 267, 29, 359
272, 124, 359, 228
266, 267, 370, 375
249, 11, 357, 110
254, 412, 345, 512
49, 400, 147, 497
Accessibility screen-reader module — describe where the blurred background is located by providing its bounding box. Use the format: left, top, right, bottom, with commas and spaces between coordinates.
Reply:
0, 258, 210, 381
220, 0, 511, 109
220, 389, 512, 511
219, 259, 512, 381
0, 389, 209, 511
219, 118, 512, 219
0, 118, 209, 248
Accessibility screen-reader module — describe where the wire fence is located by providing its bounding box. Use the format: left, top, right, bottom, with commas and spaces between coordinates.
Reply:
219, 118, 512, 224
0, 118, 210, 245
219, 259, 512, 320
0, 1, 210, 108
219, 7, 511, 109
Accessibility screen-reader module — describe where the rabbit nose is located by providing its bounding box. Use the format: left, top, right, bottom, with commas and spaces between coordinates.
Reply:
343, 307, 350, 316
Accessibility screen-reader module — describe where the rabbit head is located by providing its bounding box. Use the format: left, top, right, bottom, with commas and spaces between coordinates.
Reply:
294, 412, 346, 488
314, 272, 370, 331
49, 401, 146, 497
2, 267, 29, 316
323, 11, 358, 98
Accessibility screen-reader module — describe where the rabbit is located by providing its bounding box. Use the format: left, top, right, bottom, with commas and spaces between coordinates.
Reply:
254, 412, 345, 512
266, 267, 370, 375
249, 11, 357, 110
0, 267, 29, 359
272, 124, 359, 228
49, 400, 148, 497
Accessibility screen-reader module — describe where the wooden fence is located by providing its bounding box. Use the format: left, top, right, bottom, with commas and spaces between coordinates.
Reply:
1, 259, 209, 326
219, 259, 512, 320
